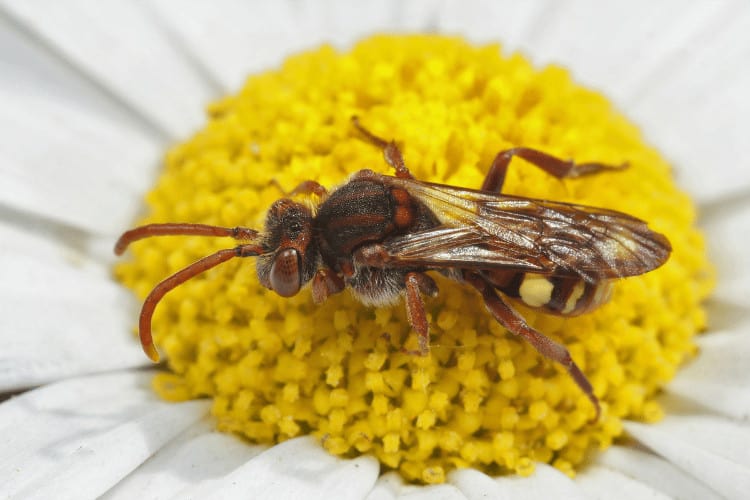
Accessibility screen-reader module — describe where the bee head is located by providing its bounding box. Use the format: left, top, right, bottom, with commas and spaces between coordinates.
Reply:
256, 199, 317, 297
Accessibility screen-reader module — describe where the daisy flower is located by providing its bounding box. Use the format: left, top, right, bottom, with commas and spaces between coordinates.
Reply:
1, 2, 748, 499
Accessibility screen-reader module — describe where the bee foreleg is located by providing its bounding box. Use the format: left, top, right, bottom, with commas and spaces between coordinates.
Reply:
311, 268, 345, 304
289, 180, 327, 197
351, 116, 413, 179
271, 179, 327, 197
464, 271, 601, 422
481, 147, 627, 193
403, 272, 431, 356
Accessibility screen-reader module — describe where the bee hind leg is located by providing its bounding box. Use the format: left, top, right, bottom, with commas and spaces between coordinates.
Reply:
481, 147, 627, 193
463, 271, 601, 422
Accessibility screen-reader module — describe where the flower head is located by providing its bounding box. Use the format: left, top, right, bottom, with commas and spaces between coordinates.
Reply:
115, 35, 712, 483
3, 3, 749, 498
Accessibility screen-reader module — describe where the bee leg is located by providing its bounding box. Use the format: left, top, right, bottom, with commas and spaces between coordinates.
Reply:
464, 271, 601, 422
311, 268, 345, 304
289, 180, 328, 197
352, 243, 391, 268
413, 272, 439, 297
351, 116, 413, 179
403, 272, 433, 356
271, 179, 327, 197
481, 147, 627, 193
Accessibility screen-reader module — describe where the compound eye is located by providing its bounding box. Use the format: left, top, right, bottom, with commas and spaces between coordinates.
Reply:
269, 248, 301, 297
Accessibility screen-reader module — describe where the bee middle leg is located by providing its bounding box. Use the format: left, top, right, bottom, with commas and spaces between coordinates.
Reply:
463, 271, 601, 421
351, 116, 413, 179
403, 272, 438, 356
481, 147, 627, 193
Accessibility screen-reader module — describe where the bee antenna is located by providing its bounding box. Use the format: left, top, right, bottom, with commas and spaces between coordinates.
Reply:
138, 243, 262, 362
114, 223, 259, 255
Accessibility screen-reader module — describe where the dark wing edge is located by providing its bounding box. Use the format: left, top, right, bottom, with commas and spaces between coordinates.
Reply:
381, 176, 672, 282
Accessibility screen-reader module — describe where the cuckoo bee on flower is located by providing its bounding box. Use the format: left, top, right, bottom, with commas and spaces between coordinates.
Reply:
115, 118, 671, 421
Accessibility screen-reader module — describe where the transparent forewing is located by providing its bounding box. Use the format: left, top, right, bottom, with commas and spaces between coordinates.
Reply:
383, 176, 672, 281
382, 226, 551, 272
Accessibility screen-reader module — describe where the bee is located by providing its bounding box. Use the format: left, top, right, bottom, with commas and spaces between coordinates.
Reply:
115, 118, 671, 420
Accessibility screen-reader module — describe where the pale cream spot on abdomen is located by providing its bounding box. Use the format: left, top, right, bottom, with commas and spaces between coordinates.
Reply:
519, 274, 554, 308
571, 280, 614, 315
562, 281, 586, 314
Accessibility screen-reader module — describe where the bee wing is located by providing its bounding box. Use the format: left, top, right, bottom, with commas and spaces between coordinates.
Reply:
381, 225, 552, 272
382, 176, 672, 282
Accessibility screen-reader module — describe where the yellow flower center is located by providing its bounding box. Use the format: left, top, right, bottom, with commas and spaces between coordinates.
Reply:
116, 34, 713, 484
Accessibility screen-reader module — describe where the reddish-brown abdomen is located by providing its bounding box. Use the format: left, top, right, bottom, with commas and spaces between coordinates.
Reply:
485, 270, 614, 316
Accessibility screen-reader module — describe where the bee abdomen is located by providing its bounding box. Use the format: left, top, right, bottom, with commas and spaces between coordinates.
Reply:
486, 271, 613, 316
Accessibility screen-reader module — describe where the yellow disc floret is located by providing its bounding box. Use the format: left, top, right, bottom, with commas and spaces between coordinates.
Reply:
116, 35, 713, 483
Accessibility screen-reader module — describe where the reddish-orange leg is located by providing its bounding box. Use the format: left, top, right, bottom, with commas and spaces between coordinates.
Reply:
463, 271, 601, 421
402, 272, 431, 356
289, 180, 328, 197
474, 147, 622, 420
481, 147, 626, 193
402, 272, 439, 356
272, 179, 328, 198
115, 223, 262, 362
352, 245, 439, 355
311, 268, 345, 304
352, 116, 414, 179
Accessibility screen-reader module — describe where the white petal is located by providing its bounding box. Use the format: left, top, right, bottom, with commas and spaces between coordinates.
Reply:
0, 222, 147, 392
148, 0, 441, 91
450, 464, 587, 500
290, 0, 433, 49
364, 471, 401, 500
179, 436, 379, 500
622, 2, 750, 204
625, 415, 750, 500
397, 484, 466, 500
496, 463, 589, 499
575, 465, 671, 500
402, 480, 466, 499
0, 370, 209, 499
0, 13, 143, 125
147, 0, 305, 91
668, 195, 750, 420
668, 329, 750, 420
0, 82, 161, 234
102, 419, 266, 499
448, 469, 511, 500
595, 445, 721, 500
702, 201, 750, 309
436, 0, 750, 202
367, 471, 468, 500
0, 0, 217, 139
